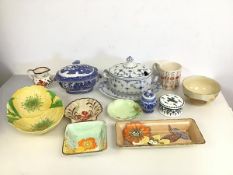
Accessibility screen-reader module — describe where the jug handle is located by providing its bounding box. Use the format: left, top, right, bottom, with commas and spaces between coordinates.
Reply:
27, 69, 34, 80
152, 62, 161, 82
153, 63, 160, 74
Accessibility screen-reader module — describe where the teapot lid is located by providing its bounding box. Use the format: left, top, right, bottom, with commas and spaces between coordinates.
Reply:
55, 60, 98, 82
108, 56, 151, 79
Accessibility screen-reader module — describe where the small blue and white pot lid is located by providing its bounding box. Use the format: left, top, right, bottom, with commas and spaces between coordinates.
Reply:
159, 94, 184, 109
55, 60, 98, 82
142, 89, 156, 100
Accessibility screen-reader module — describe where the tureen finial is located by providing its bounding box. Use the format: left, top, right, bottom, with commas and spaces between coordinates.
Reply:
126, 56, 134, 63
124, 56, 137, 68
72, 60, 80, 65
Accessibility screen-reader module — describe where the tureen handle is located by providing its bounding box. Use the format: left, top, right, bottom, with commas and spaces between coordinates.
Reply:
152, 62, 161, 79
151, 63, 162, 93
72, 60, 80, 64
102, 69, 110, 79
151, 81, 161, 93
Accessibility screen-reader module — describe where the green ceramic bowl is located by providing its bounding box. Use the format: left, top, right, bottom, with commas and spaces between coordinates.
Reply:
107, 99, 142, 121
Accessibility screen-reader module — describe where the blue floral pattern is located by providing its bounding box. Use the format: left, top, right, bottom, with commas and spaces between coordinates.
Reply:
140, 90, 157, 113
55, 60, 98, 94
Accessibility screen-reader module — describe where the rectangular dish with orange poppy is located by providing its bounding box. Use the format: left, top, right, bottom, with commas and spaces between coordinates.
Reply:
116, 118, 205, 147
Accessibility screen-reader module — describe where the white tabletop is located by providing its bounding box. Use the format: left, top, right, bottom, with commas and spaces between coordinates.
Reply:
0, 75, 233, 175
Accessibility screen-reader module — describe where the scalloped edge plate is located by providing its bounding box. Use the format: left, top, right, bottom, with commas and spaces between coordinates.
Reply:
64, 98, 103, 123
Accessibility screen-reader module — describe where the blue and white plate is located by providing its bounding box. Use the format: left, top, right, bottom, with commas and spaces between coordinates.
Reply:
98, 81, 141, 100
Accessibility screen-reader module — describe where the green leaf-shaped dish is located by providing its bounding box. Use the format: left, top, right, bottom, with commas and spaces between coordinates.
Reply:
6, 85, 64, 134
107, 99, 142, 121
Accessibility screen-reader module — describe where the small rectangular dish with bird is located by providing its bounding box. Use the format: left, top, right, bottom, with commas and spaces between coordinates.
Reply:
115, 118, 205, 147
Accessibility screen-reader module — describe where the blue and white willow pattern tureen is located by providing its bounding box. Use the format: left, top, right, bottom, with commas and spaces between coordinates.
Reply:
103, 56, 155, 96
55, 60, 98, 94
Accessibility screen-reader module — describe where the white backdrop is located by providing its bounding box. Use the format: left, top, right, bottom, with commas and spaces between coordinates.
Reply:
0, 0, 233, 107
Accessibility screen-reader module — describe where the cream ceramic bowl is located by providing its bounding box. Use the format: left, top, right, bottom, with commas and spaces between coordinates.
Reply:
182, 76, 221, 103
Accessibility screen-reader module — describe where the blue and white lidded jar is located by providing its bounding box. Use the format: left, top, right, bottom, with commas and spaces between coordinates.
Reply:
140, 90, 157, 113
159, 94, 184, 117
55, 60, 99, 94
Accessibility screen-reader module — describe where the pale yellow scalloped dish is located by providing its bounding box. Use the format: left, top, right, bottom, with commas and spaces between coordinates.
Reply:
6, 85, 64, 134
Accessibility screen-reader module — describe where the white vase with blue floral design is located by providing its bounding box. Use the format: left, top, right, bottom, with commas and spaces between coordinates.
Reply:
140, 90, 157, 113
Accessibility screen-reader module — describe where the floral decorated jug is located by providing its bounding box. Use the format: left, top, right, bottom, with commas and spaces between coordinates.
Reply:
27, 67, 53, 87
153, 61, 182, 90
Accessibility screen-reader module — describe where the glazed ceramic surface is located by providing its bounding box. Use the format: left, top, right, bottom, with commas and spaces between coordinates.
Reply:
27, 67, 53, 87
116, 119, 205, 147
107, 99, 142, 120
55, 60, 98, 94
103, 56, 157, 96
62, 121, 107, 155
65, 98, 103, 123
153, 61, 182, 90
159, 94, 184, 117
98, 81, 141, 100
140, 90, 157, 113
6, 85, 64, 134
182, 75, 221, 103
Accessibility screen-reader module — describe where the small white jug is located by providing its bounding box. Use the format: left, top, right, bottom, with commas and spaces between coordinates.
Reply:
27, 67, 53, 87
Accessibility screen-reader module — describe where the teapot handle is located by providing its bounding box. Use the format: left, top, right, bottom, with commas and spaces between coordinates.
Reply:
27, 69, 34, 80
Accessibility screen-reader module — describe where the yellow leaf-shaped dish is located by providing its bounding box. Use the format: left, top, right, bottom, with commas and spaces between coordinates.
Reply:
7, 85, 64, 134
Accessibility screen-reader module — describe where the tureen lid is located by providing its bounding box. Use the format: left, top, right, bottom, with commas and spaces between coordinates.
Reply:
55, 60, 98, 82
108, 56, 151, 79
159, 94, 184, 109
